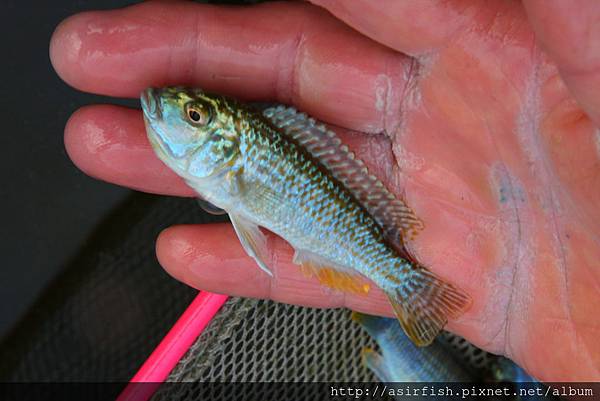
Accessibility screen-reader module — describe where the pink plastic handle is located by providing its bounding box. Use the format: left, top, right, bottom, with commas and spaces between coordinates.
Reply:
117, 291, 228, 401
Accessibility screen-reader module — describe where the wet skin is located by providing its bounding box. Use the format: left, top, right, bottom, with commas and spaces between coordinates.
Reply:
50, 0, 600, 381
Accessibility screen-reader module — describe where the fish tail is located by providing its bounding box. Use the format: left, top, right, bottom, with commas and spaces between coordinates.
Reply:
384, 264, 471, 347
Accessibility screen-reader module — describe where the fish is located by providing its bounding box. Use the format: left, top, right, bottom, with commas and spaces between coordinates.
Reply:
490, 358, 550, 401
491, 357, 538, 383
140, 86, 471, 346
355, 313, 552, 401
352, 312, 472, 382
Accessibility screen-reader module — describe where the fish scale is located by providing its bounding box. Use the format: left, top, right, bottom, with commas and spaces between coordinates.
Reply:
238, 119, 386, 272
141, 86, 471, 346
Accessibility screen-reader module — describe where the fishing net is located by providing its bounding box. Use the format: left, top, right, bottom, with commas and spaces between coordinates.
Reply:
157, 298, 377, 386
149, 300, 506, 400
0, 193, 379, 385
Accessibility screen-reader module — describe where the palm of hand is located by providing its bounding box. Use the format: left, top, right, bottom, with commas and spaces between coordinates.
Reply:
394, 9, 600, 381
51, 0, 600, 381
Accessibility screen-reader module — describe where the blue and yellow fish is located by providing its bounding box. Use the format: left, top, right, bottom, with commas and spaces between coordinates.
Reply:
354, 313, 549, 401
353, 312, 472, 381
141, 86, 471, 346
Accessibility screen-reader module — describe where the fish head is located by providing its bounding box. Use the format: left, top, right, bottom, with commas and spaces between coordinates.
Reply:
141, 86, 240, 179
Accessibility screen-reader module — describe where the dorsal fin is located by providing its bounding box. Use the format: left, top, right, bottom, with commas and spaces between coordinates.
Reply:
263, 106, 424, 250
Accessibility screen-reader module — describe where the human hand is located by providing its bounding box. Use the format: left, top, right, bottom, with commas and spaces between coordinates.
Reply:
50, 0, 600, 381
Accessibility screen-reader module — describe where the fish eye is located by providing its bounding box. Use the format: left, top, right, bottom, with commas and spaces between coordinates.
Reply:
185, 102, 212, 125
189, 109, 201, 122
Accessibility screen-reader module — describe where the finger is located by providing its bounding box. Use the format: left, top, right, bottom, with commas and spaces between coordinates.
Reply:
65, 105, 393, 197
64, 105, 194, 196
156, 224, 394, 316
309, 0, 482, 56
156, 223, 480, 336
50, 1, 410, 134
523, 0, 600, 126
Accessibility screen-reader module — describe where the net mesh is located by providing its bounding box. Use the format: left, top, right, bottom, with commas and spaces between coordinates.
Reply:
152, 298, 378, 400
152, 299, 503, 389
439, 331, 498, 375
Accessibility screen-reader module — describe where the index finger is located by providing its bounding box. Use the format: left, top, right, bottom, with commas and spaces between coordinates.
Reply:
50, 1, 411, 134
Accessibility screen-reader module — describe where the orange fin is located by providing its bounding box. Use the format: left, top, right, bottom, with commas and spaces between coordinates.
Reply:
386, 267, 471, 346
294, 251, 370, 296
315, 267, 371, 295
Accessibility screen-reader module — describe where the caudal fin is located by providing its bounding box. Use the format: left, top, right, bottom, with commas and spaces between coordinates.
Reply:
386, 267, 471, 347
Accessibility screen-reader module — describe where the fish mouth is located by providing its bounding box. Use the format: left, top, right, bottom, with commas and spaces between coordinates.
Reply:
143, 115, 187, 174
144, 121, 168, 159
140, 87, 162, 120
140, 88, 170, 160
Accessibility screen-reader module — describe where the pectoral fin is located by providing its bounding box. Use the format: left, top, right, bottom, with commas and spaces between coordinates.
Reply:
230, 214, 273, 277
196, 198, 226, 215
293, 250, 370, 295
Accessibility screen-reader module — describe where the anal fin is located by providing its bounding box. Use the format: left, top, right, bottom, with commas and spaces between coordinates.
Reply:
230, 214, 273, 277
293, 250, 370, 295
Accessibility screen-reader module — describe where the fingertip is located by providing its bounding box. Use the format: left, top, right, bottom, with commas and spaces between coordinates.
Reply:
155, 223, 273, 297
63, 105, 194, 195
50, 5, 164, 96
156, 225, 198, 270
156, 225, 191, 283
50, 12, 89, 91
155, 225, 175, 265
155, 224, 238, 290
63, 105, 103, 179
155, 224, 245, 283
64, 105, 142, 180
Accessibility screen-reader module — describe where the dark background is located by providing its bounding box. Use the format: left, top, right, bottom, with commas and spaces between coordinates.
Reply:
1, 0, 263, 341
0, 1, 140, 340
1, 0, 254, 382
